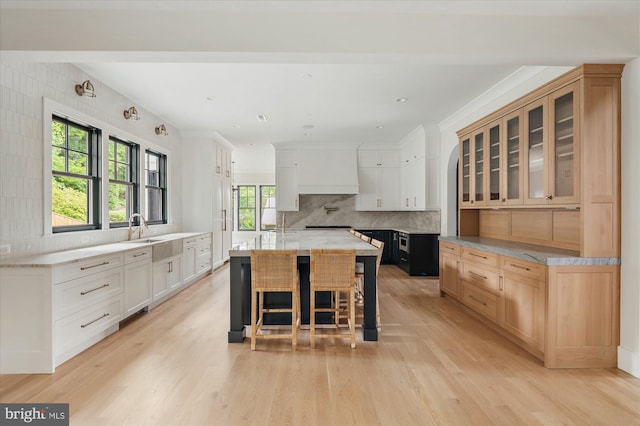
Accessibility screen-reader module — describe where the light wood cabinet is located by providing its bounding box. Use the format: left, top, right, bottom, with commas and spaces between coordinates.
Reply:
457, 64, 623, 258
438, 242, 619, 368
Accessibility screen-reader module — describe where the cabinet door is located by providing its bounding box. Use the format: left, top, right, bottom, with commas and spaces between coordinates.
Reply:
276, 166, 299, 211
501, 272, 545, 352
356, 168, 379, 210
379, 167, 400, 210
379, 149, 401, 168
152, 261, 170, 300
459, 135, 473, 207
276, 149, 298, 168
168, 256, 182, 290
472, 128, 487, 206
502, 110, 524, 205
182, 244, 196, 283
124, 260, 152, 317
215, 145, 223, 176
523, 98, 549, 204
440, 253, 460, 297
549, 82, 580, 205
487, 121, 502, 205
358, 150, 380, 168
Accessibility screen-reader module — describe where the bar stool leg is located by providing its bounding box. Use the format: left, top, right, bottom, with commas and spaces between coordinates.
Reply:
350, 287, 356, 349
310, 289, 316, 348
251, 289, 257, 350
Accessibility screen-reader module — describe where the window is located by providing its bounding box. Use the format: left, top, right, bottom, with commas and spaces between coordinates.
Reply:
260, 185, 277, 230
237, 186, 256, 231
109, 138, 139, 227
51, 116, 100, 232
145, 150, 167, 224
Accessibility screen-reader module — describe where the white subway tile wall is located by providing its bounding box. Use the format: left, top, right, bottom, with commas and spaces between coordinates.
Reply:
0, 63, 182, 259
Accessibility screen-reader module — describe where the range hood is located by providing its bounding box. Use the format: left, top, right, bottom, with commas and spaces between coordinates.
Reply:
296, 148, 359, 194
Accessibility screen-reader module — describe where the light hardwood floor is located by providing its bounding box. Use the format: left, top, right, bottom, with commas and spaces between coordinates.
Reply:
1, 264, 639, 425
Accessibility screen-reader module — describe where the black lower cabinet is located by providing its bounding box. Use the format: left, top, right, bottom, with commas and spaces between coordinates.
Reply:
357, 230, 394, 264
404, 234, 439, 276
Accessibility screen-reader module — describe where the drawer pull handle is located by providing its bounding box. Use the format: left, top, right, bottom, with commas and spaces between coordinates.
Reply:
469, 253, 488, 260
80, 283, 110, 295
469, 271, 488, 280
80, 313, 109, 328
468, 295, 487, 306
80, 261, 109, 271
133, 252, 148, 258
509, 263, 531, 271
445, 246, 455, 251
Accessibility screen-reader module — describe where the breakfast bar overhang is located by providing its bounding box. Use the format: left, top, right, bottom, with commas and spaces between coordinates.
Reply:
228, 230, 380, 342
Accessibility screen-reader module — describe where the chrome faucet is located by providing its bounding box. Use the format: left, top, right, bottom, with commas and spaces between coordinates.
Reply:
127, 213, 149, 240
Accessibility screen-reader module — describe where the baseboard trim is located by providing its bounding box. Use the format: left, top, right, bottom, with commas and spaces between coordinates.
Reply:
618, 346, 640, 377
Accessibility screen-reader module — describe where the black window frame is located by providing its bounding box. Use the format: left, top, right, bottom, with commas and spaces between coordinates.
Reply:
51, 115, 101, 233
108, 137, 140, 228
259, 185, 277, 231
237, 185, 256, 231
145, 149, 168, 225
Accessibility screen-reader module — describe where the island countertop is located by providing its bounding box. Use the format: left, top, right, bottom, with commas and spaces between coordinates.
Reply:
229, 230, 379, 257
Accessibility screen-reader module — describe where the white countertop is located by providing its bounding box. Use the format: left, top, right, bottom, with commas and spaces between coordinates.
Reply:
0, 232, 209, 267
229, 230, 379, 256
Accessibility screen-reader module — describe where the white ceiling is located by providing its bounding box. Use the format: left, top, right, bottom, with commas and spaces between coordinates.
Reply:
1, 1, 639, 156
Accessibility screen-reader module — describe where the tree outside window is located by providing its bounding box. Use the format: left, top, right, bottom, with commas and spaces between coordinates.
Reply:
51, 117, 100, 232
109, 138, 138, 226
260, 185, 277, 230
237, 186, 256, 231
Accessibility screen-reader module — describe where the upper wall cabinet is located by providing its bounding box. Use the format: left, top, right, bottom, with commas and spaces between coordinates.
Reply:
457, 64, 623, 257
356, 149, 400, 211
275, 149, 299, 211
215, 144, 233, 182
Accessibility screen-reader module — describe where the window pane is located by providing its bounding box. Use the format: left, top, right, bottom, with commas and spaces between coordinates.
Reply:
52, 121, 66, 147
109, 183, 132, 223
108, 140, 115, 161
108, 161, 116, 180
52, 147, 66, 172
239, 208, 255, 230
68, 151, 88, 175
117, 164, 127, 181
52, 175, 89, 225
68, 126, 88, 152
117, 143, 128, 163
146, 187, 163, 222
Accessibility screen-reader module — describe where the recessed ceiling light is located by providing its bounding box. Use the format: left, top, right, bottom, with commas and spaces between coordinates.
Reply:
206, 96, 216, 101
248, 143, 254, 146
395, 97, 408, 103
301, 73, 313, 79
303, 133, 310, 136
232, 124, 241, 128
376, 125, 384, 129
302, 124, 315, 129
257, 114, 267, 122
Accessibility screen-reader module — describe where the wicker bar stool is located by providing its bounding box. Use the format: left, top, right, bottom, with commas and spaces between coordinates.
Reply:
354, 238, 384, 329
250, 250, 299, 350
309, 249, 356, 349
360, 234, 372, 243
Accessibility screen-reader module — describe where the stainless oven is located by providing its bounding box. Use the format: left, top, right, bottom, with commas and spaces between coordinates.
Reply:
398, 232, 409, 253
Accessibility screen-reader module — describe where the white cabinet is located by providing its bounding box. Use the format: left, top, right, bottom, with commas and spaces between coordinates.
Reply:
196, 234, 213, 275
123, 248, 152, 318
400, 134, 427, 211
213, 177, 233, 268
152, 254, 182, 300
182, 237, 197, 283
296, 148, 359, 194
356, 148, 400, 211
275, 149, 299, 211
215, 144, 233, 181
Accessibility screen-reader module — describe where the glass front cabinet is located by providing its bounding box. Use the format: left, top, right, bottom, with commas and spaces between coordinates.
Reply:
459, 82, 580, 208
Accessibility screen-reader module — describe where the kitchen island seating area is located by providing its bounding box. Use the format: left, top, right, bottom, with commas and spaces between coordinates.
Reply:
228, 230, 380, 345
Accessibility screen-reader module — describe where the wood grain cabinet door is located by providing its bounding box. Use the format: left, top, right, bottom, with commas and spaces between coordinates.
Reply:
501, 272, 545, 352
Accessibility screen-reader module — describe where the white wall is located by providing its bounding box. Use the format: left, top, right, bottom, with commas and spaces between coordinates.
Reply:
437, 63, 640, 377
619, 56, 640, 377
181, 132, 216, 234
0, 62, 182, 259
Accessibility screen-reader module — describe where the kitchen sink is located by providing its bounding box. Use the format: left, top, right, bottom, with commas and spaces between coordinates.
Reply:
151, 240, 183, 262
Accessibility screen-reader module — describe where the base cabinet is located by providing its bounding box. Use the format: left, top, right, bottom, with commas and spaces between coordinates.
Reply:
439, 241, 619, 368
152, 255, 182, 301
124, 258, 152, 318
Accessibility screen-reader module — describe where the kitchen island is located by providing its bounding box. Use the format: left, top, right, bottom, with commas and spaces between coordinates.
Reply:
228, 230, 380, 343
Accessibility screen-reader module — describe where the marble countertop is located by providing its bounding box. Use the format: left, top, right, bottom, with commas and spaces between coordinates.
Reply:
438, 236, 620, 266
0, 232, 209, 267
229, 230, 379, 256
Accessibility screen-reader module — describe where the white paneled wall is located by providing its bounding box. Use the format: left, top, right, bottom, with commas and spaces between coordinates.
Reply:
0, 62, 182, 259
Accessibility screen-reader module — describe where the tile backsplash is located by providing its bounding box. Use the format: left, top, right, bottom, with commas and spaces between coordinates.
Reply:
280, 194, 440, 231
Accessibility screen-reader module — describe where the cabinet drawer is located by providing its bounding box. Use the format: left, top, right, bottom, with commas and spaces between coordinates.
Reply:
54, 295, 122, 358
124, 248, 152, 264
462, 282, 499, 322
54, 253, 123, 284
461, 247, 499, 267
461, 261, 500, 294
501, 257, 546, 281
183, 238, 197, 248
55, 268, 123, 320
440, 241, 460, 256
197, 252, 212, 272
